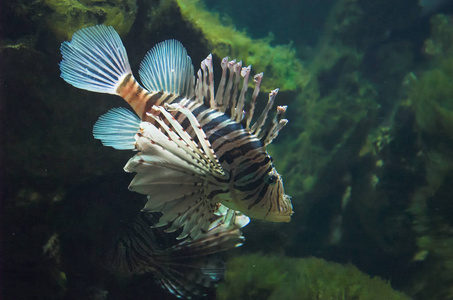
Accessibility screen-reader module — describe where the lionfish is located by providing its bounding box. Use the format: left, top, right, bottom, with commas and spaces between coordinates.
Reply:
60, 25, 293, 239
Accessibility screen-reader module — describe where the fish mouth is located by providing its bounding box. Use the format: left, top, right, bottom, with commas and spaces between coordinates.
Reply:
264, 194, 293, 222
264, 213, 292, 222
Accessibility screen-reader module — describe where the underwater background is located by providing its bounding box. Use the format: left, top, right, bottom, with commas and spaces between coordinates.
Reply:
3, 0, 453, 299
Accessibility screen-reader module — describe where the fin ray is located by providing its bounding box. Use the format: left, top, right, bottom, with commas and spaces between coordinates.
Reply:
164, 104, 225, 177
131, 122, 216, 176
93, 107, 140, 150
139, 40, 195, 98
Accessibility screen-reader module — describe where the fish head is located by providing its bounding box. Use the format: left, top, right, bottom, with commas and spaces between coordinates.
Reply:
252, 167, 293, 222
228, 163, 293, 223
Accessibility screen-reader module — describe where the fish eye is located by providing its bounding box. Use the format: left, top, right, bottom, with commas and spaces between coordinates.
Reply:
267, 174, 278, 185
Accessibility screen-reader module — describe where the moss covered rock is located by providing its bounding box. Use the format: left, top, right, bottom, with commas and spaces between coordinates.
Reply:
42, 0, 137, 40
174, 0, 310, 92
217, 254, 409, 300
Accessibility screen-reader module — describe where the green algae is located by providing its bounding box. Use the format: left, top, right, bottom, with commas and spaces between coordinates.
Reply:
270, 24, 378, 201
174, 0, 310, 92
424, 14, 453, 58
410, 16, 453, 139
217, 254, 409, 300
41, 0, 137, 40
411, 61, 453, 138
404, 13, 453, 300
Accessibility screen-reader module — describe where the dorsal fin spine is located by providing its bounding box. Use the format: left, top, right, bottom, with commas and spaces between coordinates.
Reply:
223, 60, 236, 113
252, 89, 278, 137
230, 62, 242, 115
204, 54, 216, 109
195, 69, 203, 103
214, 57, 229, 109
233, 65, 250, 121
244, 73, 263, 130
201, 59, 210, 108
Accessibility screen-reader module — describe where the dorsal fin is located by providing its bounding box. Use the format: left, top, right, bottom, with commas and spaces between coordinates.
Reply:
139, 40, 195, 98
195, 55, 288, 143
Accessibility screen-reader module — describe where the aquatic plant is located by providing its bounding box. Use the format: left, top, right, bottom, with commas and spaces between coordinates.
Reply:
217, 254, 409, 300
270, 23, 378, 202
262, 2, 422, 292
41, 0, 137, 40
411, 14, 453, 139
423, 14, 453, 58
405, 13, 453, 299
411, 60, 453, 138
174, 0, 310, 92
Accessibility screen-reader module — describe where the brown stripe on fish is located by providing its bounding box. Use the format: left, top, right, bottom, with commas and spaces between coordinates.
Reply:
116, 73, 149, 119
143, 91, 165, 119
115, 76, 184, 121
154, 93, 181, 107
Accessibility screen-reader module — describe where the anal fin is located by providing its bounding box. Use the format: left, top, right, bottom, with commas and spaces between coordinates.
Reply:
93, 107, 140, 150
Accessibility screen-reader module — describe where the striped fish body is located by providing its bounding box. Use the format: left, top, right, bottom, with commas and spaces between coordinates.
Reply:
60, 25, 293, 240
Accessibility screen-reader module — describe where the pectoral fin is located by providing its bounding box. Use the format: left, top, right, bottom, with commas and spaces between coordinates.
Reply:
125, 104, 229, 239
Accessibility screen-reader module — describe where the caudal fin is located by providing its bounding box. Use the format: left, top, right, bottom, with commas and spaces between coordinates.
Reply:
60, 25, 132, 95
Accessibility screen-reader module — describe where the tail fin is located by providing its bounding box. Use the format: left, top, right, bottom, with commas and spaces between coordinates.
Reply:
60, 25, 131, 95
106, 212, 244, 298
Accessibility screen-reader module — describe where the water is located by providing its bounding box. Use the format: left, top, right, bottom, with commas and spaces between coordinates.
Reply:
3, 0, 453, 299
